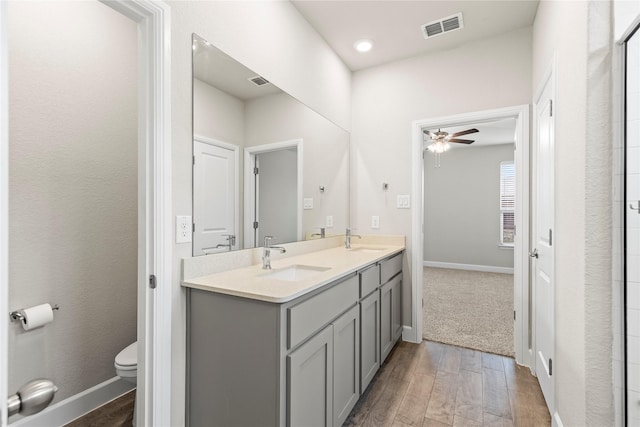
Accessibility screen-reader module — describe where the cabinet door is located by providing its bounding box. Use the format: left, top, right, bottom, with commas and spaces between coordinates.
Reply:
360, 290, 380, 393
392, 275, 403, 341
287, 324, 333, 427
333, 305, 360, 427
380, 280, 393, 362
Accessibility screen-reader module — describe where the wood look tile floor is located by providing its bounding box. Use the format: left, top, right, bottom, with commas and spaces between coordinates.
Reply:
344, 341, 551, 427
64, 390, 134, 427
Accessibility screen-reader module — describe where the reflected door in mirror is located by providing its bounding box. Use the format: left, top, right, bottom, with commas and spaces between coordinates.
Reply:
193, 139, 238, 255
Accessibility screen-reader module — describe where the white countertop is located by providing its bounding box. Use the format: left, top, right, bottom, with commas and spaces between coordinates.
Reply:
181, 243, 404, 303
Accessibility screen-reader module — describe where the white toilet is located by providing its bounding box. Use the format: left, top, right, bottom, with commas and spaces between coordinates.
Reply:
115, 341, 137, 382
115, 342, 137, 425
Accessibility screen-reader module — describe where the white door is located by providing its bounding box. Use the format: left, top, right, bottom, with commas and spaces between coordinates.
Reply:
193, 140, 237, 255
533, 74, 555, 411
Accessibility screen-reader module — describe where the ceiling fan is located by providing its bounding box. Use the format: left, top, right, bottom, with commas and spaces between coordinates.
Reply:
423, 127, 479, 167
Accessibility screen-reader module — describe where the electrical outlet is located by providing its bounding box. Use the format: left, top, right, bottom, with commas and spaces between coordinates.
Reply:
371, 215, 380, 229
176, 215, 192, 243
326, 215, 334, 227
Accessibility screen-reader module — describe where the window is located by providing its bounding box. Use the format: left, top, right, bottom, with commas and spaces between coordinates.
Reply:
500, 161, 515, 246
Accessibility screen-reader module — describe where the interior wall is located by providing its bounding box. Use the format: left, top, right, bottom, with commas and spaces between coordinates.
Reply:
423, 144, 514, 269
532, 1, 614, 425
193, 78, 245, 145
7, 0, 137, 409
169, 2, 352, 424
351, 27, 532, 325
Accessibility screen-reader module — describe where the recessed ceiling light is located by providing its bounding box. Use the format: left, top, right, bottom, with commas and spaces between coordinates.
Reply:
354, 39, 373, 53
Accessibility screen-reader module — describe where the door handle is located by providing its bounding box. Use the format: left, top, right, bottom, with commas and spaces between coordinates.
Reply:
631, 201, 640, 214
7, 379, 58, 417
529, 249, 539, 259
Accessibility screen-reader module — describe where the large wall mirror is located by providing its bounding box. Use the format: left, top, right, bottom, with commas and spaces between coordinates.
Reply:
192, 34, 350, 256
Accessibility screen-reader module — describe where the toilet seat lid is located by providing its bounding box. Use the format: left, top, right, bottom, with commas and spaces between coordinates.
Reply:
115, 342, 137, 367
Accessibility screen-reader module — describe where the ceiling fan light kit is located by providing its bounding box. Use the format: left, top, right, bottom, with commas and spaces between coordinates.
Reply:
424, 127, 479, 167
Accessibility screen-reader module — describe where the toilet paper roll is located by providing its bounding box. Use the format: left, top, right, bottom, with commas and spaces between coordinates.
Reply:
19, 304, 54, 331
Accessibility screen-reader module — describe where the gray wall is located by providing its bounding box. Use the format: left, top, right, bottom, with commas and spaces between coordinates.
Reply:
8, 1, 137, 406
424, 144, 514, 269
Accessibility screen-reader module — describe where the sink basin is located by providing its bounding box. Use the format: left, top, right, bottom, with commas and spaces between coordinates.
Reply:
348, 246, 387, 253
265, 264, 331, 282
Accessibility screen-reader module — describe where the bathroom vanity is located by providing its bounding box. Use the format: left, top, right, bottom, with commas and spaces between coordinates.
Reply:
183, 239, 404, 427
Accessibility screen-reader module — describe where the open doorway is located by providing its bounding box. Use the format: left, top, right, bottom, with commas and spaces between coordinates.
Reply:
244, 140, 303, 248
411, 105, 530, 367
422, 119, 516, 357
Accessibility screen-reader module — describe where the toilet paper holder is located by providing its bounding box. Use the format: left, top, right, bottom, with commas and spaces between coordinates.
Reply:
9, 304, 59, 322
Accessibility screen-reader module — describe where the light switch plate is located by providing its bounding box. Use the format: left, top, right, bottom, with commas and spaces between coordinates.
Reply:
397, 195, 411, 209
176, 215, 192, 243
303, 198, 313, 210
371, 215, 380, 229
326, 215, 334, 227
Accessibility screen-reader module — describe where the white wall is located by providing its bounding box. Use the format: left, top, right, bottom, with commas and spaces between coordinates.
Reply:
351, 27, 532, 324
532, 1, 614, 425
168, 2, 352, 424
424, 144, 514, 269
7, 0, 137, 410
193, 78, 245, 145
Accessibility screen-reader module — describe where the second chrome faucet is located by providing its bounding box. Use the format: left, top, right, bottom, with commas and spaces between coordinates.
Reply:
262, 236, 286, 269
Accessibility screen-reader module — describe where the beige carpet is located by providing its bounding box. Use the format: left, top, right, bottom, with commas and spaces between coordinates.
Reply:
422, 267, 514, 357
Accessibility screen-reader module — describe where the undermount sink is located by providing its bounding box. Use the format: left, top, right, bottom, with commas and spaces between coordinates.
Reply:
348, 246, 387, 253
265, 264, 331, 282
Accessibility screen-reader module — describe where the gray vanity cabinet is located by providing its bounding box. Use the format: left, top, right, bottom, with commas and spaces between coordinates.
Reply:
332, 305, 360, 427
288, 324, 334, 427
187, 251, 403, 427
380, 274, 402, 362
359, 289, 380, 393
379, 252, 403, 363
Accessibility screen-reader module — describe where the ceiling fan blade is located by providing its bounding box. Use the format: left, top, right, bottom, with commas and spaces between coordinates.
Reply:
450, 128, 479, 138
423, 129, 438, 139
448, 138, 475, 144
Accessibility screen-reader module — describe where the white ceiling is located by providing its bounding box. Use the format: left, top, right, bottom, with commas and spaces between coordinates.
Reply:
291, 1, 539, 71
192, 35, 281, 100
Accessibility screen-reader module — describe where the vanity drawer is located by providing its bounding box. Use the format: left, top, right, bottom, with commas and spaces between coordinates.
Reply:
380, 253, 402, 284
359, 264, 380, 298
287, 274, 358, 350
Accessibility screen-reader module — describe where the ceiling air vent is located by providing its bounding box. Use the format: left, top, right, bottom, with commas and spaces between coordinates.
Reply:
422, 13, 464, 39
248, 75, 270, 87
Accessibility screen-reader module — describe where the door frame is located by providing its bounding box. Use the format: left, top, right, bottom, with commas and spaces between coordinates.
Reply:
243, 139, 303, 248
410, 104, 531, 368
0, 1, 172, 425
193, 135, 240, 254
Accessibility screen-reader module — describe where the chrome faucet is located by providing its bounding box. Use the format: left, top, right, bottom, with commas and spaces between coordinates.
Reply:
262, 236, 286, 269
311, 227, 326, 239
215, 234, 236, 252
345, 228, 361, 249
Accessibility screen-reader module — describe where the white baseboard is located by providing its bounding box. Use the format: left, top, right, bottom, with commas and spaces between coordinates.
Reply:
402, 325, 420, 343
10, 377, 134, 427
423, 260, 514, 274
553, 411, 564, 427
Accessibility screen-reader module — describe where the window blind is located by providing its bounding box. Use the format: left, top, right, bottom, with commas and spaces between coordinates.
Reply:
500, 161, 515, 245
